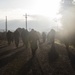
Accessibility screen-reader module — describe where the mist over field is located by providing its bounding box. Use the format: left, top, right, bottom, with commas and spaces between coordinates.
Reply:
0, 17, 59, 32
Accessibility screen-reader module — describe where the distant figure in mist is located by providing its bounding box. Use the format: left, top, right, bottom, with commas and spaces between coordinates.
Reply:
48, 29, 59, 62
29, 29, 39, 56
47, 29, 55, 44
42, 32, 46, 43
14, 30, 20, 48
10, 32, 14, 44
6, 30, 12, 45
21, 29, 29, 49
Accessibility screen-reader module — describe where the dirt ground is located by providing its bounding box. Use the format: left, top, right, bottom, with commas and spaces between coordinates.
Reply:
0, 41, 75, 75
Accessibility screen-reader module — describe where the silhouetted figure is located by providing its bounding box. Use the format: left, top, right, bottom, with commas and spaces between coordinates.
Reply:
47, 29, 55, 44
42, 32, 46, 43
50, 29, 55, 44
14, 30, 20, 48
11, 32, 14, 43
21, 29, 29, 48
47, 32, 50, 44
48, 29, 59, 62
6, 30, 12, 45
29, 29, 39, 56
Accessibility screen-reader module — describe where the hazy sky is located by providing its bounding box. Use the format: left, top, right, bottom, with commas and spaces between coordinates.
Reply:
0, 0, 61, 32
0, 0, 61, 19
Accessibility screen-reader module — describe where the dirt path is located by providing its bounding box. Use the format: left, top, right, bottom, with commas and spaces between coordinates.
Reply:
0, 41, 24, 68
0, 42, 75, 75
0, 46, 25, 68
17, 52, 44, 75
37, 43, 75, 75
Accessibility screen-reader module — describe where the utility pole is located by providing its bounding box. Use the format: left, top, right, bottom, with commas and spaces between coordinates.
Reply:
23, 13, 28, 30
5, 16, 7, 32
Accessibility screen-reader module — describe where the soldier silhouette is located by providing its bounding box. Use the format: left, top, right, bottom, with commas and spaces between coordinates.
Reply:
48, 29, 55, 44
42, 32, 46, 43
29, 29, 39, 56
21, 28, 29, 49
6, 30, 12, 45
14, 30, 20, 48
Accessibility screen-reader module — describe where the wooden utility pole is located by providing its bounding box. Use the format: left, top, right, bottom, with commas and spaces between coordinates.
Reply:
23, 13, 28, 30
5, 16, 7, 32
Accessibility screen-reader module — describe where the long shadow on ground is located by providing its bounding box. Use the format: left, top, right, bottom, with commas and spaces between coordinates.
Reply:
0, 46, 24, 68
18, 55, 44, 75
0, 46, 23, 57
66, 47, 75, 71
48, 43, 59, 63
0, 45, 8, 49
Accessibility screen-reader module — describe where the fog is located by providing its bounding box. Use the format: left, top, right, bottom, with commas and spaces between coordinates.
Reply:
0, 16, 59, 32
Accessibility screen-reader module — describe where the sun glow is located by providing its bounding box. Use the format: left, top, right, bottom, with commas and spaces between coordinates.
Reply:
0, 0, 62, 31
31, 0, 61, 19
0, 0, 61, 20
